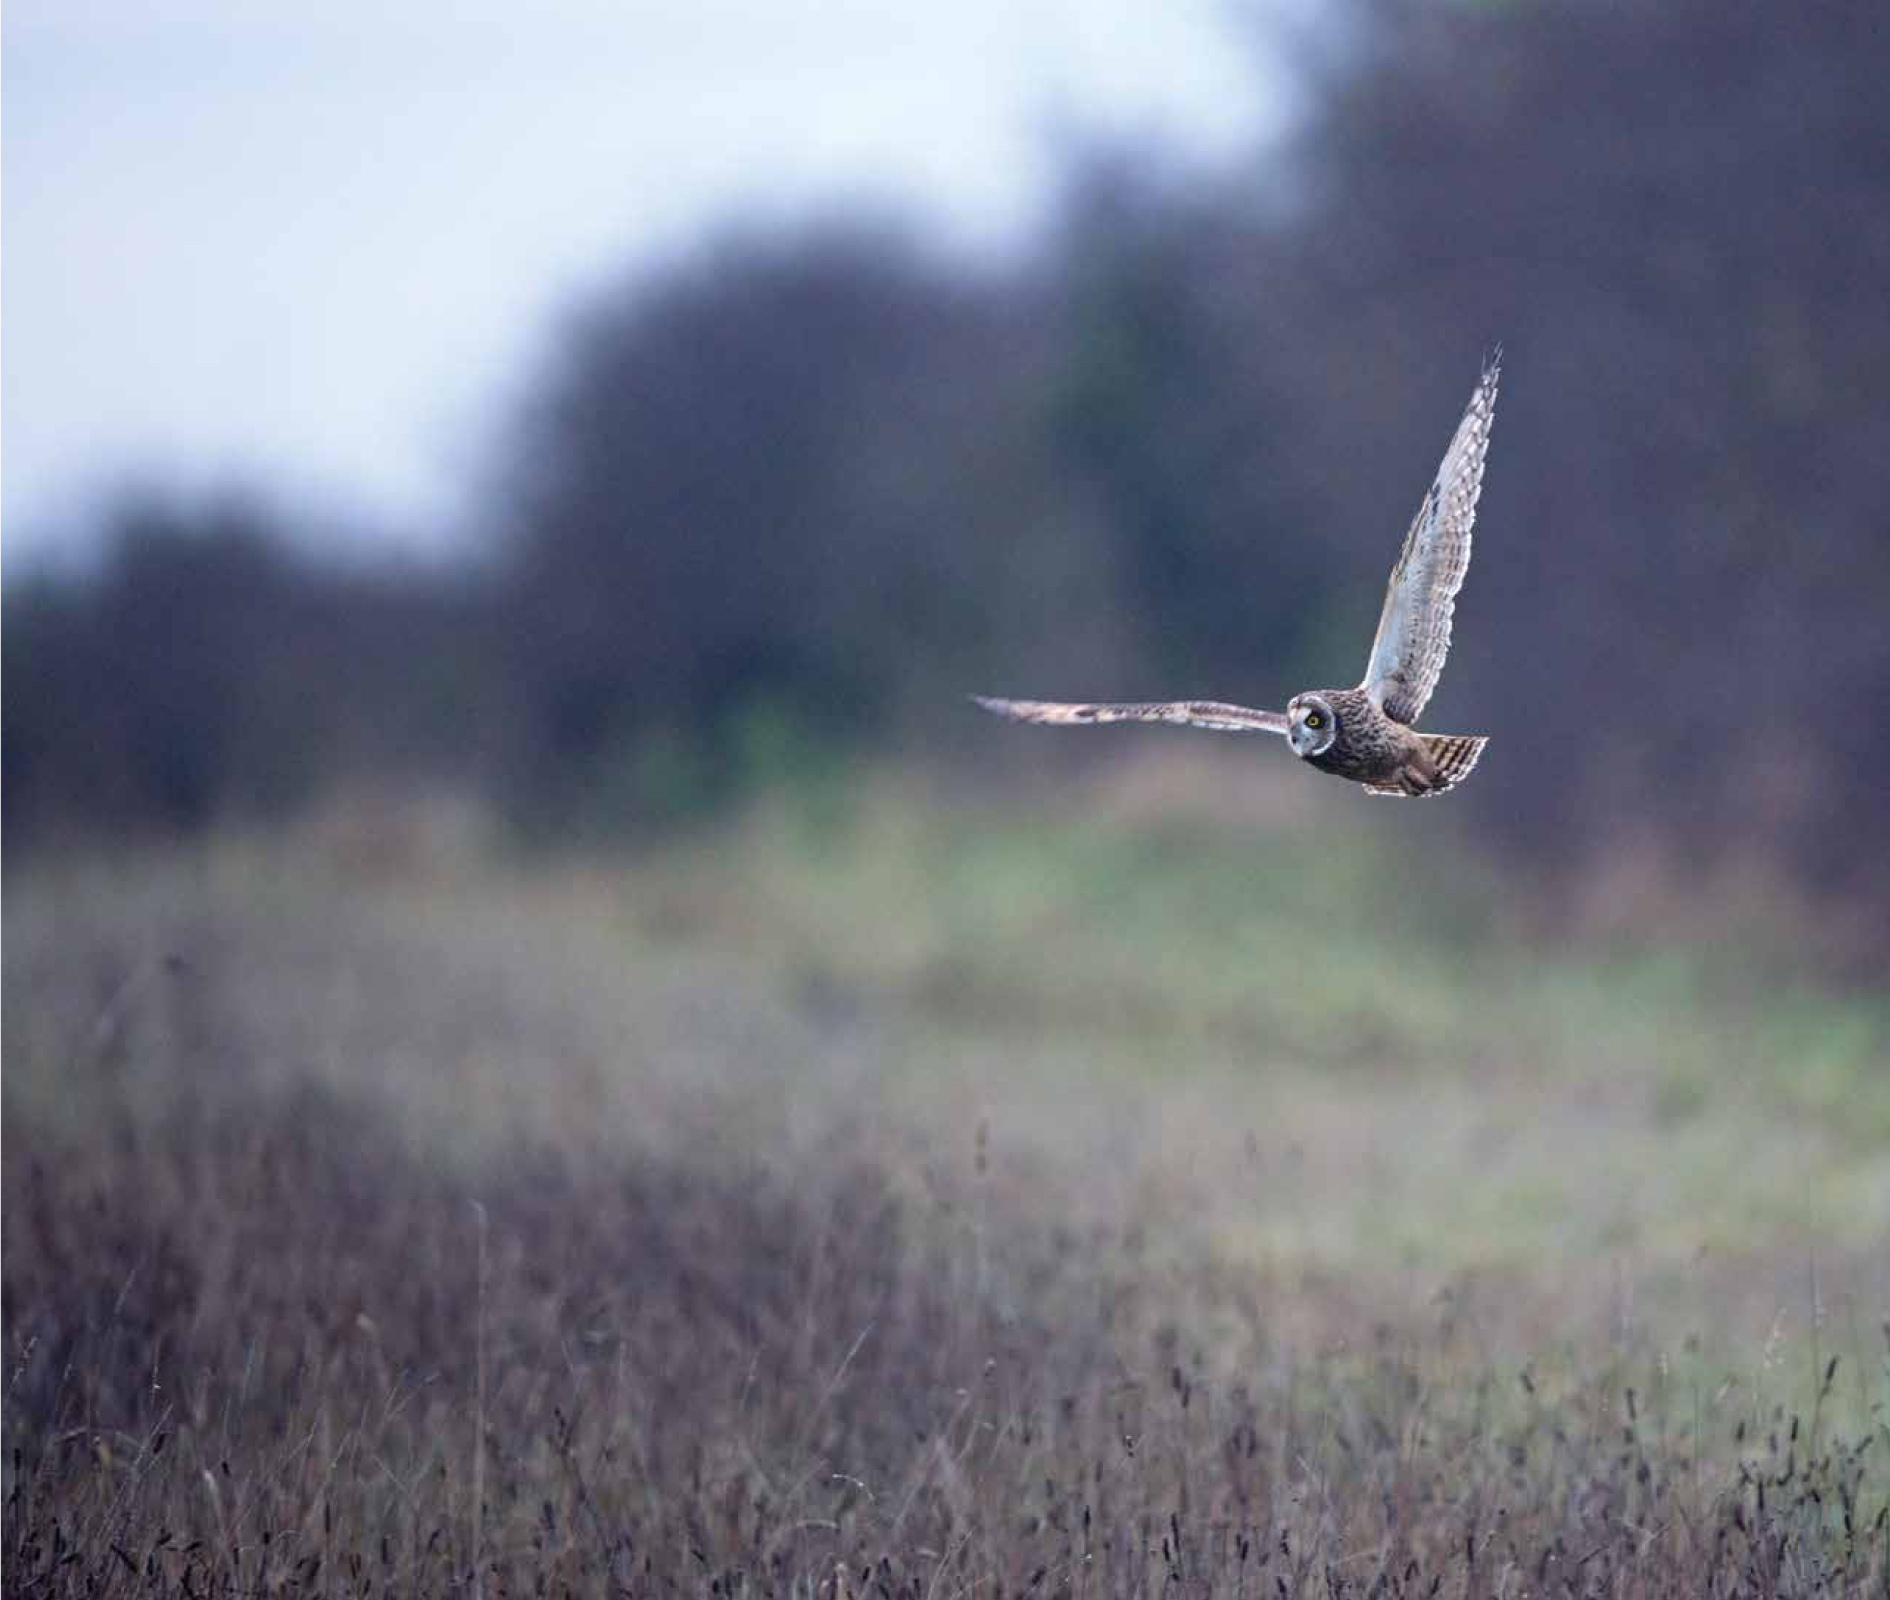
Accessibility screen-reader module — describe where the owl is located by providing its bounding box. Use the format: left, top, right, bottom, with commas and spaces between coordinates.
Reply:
975, 356, 1500, 798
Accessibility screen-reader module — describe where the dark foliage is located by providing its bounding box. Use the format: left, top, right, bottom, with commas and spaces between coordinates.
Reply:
3, 497, 501, 841
1274, 0, 1890, 892
494, 225, 1068, 825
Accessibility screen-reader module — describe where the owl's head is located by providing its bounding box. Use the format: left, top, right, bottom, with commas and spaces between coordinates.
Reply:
1286, 693, 1339, 758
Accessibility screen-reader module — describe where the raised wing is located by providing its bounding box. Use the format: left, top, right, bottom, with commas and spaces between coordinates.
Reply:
1359, 354, 1500, 726
972, 696, 1287, 735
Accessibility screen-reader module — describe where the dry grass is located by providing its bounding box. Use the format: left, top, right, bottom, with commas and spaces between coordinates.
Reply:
5, 793, 1887, 1596
8, 1089, 1884, 1598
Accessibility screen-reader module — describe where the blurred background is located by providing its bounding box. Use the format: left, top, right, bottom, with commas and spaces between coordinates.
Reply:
7, 4, 1890, 1586
7, 0, 1889, 933
11, 0, 1890, 1295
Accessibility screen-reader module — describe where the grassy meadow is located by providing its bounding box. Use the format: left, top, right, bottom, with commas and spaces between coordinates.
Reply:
5, 753, 1888, 1596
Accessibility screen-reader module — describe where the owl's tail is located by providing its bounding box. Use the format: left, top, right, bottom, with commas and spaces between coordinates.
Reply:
1364, 734, 1489, 797
1419, 733, 1489, 794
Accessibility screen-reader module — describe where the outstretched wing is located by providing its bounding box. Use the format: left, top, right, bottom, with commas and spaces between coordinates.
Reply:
1359, 353, 1500, 726
972, 696, 1287, 736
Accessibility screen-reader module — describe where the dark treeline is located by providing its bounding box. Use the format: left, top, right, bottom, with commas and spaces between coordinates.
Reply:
8, 0, 1889, 915
4, 498, 502, 843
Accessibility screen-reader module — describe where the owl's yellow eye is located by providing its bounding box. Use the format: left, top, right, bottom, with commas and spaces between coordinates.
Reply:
1305, 711, 1324, 730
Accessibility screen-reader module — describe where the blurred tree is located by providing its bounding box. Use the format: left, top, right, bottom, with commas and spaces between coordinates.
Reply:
3, 493, 495, 843
1044, 162, 1337, 696
5, 499, 292, 837
494, 222, 1145, 828
1275, 0, 1890, 903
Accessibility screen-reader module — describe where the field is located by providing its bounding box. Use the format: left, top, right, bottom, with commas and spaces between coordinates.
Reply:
6, 758, 1888, 1596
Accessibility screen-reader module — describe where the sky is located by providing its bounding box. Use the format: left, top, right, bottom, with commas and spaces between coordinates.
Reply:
3, 1, 1285, 559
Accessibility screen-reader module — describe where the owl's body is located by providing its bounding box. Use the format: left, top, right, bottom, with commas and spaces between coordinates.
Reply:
1291, 688, 1398, 785
1287, 688, 1487, 797
975, 356, 1502, 800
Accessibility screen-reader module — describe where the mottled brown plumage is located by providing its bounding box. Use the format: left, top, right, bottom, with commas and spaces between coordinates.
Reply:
1287, 690, 1488, 798
975, 356, 1501, 799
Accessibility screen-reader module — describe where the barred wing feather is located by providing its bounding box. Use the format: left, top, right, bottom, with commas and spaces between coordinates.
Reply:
1360, 355, 1500, 726
972, 697, 1288, 736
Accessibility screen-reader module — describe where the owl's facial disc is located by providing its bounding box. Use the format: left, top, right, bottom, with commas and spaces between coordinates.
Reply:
1287, 695, 1338, 758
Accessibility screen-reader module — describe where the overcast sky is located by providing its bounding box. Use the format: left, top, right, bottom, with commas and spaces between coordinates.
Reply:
3, 1, 1286, 557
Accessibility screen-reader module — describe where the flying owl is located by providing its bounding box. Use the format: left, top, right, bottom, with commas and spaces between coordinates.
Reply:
975, 356, 1500, 798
